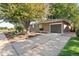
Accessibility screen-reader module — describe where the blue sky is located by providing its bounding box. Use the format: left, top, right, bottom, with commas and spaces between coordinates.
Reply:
0, 20, 14, 28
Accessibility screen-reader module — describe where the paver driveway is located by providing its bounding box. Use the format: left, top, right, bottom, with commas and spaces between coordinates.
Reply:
0, 33, 17, 56
0, 33, 75, 56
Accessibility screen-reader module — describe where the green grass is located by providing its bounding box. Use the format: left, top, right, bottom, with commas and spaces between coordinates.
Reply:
59, 37, 79, 56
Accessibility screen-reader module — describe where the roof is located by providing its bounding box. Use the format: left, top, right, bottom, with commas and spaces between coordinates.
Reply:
39, 19, 71, 25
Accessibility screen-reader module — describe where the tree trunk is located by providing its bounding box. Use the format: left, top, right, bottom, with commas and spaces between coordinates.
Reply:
21, 20, 31, 32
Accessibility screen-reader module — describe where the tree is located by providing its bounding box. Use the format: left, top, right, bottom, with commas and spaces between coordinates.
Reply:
0, 3, 46, 32
48, 3, 79, 31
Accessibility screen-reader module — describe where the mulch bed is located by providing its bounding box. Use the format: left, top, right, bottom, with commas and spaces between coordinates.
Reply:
5, 32, 40, 43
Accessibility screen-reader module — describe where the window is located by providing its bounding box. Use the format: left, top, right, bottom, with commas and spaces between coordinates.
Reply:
39, 24, 43, 31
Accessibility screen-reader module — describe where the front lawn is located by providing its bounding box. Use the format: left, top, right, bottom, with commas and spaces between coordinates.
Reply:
59, 37, 79, 56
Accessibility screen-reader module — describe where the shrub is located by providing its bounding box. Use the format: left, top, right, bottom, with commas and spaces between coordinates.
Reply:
76, 29, 79, 37
15, 26, 24, 33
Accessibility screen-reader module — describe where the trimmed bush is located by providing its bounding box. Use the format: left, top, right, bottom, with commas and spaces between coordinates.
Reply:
76, 29, 79, 37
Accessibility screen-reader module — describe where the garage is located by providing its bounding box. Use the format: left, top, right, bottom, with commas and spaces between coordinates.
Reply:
37, 19, 71, 33
50, 24, 62, 33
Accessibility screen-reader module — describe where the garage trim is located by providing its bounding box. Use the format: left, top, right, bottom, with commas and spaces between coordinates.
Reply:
49, 23, 64, 33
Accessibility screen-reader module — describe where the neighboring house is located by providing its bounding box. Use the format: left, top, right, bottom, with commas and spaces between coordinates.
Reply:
29, 19, 71, 33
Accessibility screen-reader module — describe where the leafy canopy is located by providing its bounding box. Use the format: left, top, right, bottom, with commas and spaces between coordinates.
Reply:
48, 3, 79, 21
